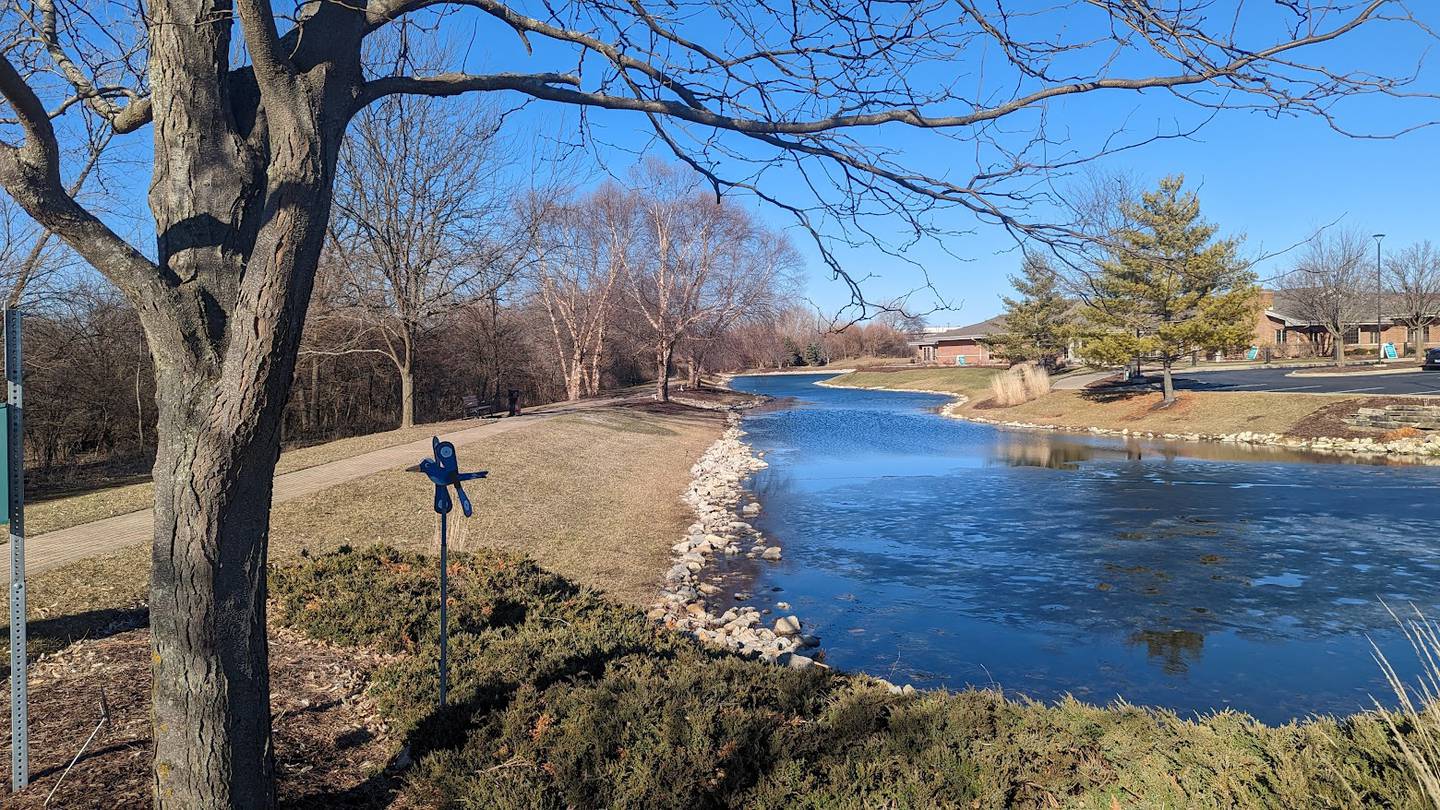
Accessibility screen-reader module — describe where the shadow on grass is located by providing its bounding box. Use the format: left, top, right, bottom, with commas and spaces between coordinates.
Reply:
0, 605, 148, 679
1079, 382, 1157, 404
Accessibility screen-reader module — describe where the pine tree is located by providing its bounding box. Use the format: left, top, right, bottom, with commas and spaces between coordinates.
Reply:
984, 253, 1074, 368
1081, 175, 1257, 404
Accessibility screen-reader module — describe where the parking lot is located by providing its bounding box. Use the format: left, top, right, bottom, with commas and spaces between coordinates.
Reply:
1171, 366, 1440, 396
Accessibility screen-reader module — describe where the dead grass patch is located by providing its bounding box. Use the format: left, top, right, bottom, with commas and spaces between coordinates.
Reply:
268, 401, 723, 606
26, 417, 510, 536
829, 367, 1003, 400
966, 390, 1353, 437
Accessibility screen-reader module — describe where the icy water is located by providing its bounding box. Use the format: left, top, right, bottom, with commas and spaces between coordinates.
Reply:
725, 372, 1440, 723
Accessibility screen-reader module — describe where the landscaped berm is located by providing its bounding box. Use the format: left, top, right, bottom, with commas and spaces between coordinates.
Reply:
2, 398, 1438, 809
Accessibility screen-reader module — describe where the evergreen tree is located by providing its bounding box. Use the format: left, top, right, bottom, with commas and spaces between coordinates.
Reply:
803, 342, 826, 366
1081, 176, 1257, 404
984, 253, 1074, 368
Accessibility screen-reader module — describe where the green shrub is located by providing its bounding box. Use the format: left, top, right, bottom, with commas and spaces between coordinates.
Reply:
271, 546, 1430, 809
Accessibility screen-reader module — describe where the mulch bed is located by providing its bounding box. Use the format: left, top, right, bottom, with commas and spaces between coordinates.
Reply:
0, 627, 399, 808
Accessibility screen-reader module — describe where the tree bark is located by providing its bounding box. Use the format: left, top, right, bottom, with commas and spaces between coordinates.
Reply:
400, 363, 415, 428
149, 375, 280, 809
655, 340, 673, 401
1333, 332, 1344, 364
1160, 360, 1175, 404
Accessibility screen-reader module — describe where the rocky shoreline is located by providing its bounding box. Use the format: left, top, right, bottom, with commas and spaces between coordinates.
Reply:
647, 408, 823, 669
951, 403, 1440, 461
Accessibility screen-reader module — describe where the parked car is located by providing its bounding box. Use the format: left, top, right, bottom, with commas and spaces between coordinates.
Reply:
1424, 348, 1440, 370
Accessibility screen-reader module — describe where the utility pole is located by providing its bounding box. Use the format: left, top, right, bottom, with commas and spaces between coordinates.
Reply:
1374, 233, 1386, 360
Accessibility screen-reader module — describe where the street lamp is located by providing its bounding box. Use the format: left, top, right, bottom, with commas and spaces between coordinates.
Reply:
1374, 233, 1386, 361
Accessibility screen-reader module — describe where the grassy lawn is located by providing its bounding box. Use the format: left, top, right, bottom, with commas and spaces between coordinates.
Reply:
833, 370, 1378, 439
25, 416, 488, 536
970, 389, 1354, 436
829, 367, 1004, 399
6, 401, 725, 670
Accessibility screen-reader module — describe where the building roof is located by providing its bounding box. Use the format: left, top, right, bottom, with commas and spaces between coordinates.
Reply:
1266, 288, 1417, 328
909, 315, 1008, 345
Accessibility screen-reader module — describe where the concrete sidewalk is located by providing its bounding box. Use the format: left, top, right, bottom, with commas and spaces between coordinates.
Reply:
6, 397, 629, 577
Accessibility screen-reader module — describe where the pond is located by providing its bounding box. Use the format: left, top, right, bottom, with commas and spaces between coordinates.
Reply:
723, 372, 1440, 723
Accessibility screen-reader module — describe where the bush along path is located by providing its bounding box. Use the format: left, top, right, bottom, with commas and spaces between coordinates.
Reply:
268, 544, 1433, 808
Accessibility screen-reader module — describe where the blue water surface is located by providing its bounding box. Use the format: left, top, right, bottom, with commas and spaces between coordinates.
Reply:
725, 372, 1440, 723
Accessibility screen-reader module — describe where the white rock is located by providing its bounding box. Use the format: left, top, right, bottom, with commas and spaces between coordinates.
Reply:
774, 615, 802, 636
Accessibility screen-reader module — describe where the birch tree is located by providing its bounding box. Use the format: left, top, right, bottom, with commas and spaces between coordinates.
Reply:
528, 186, 631, 400
0, 0, 1427, 805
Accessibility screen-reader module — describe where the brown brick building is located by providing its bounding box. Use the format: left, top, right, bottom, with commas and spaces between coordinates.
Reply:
908, 316, 1010, 366
1256, 289, 1437, 359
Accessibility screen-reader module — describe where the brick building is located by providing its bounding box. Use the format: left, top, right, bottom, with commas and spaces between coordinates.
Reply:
908, 316, 1009, 366
1257, 289, 1437, 358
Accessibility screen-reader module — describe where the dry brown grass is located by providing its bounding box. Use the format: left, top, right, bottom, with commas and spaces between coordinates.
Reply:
1371, 605, 1440, 808
5, 401, 726, 668
1382, 426, 1427, 441
965, 390, 1352, 436
268, 402, 723, 605
25, 417, 489, 536
830, 367, 1004, 399
989, 364, 1051, 406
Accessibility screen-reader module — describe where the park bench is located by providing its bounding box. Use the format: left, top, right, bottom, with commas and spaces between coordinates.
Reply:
462, 394, 504, 419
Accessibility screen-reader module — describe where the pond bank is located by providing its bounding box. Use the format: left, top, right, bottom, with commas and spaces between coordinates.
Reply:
649, 404, 828, 670
825, 368, 1440, 462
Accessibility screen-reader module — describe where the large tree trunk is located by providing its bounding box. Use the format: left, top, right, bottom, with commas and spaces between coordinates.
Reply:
1333, 332, 1345, 365
149, 375, 281, 809
1160, 359, 1176, 404
400, 364, 416, 428
655, 340, 673, 401
687, 356, 702, 389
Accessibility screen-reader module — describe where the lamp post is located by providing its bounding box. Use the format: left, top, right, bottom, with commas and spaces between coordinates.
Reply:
1374, 233, 1386, 361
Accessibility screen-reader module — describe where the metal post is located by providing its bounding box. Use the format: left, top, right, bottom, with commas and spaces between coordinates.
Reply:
438, 509, 448, 707
7, 309, 26, 792
1374, 233, 1386, 359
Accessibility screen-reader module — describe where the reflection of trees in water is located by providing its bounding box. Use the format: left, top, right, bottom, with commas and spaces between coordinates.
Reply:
991, 434, 1145, 470
1127, 629, 1206, 675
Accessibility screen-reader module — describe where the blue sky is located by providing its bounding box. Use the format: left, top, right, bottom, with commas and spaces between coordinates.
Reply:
436, 2, 1440, 326
71, 3, 1440, 327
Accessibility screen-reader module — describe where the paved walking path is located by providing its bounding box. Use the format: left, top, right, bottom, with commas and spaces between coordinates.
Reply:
7, 398, 630, 577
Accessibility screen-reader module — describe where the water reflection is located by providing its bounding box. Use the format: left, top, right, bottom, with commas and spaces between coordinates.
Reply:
726, 373, 1440, 722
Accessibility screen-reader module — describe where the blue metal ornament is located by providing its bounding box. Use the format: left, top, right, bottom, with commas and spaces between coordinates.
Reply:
413, 436, 487, 707
418, 437, 488, 516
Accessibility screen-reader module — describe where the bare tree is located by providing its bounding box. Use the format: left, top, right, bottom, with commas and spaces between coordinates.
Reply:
527, 185, 630, 400
0, 0, 1430, 804
1386, 241, 1440, 359
1280, 228, 1372, 364
624, 163, 796, 400
325, 93, 517, 427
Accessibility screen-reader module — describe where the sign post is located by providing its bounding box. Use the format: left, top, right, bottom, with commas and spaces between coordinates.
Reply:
6, 309, 25, 792
414, 437, 485, 706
